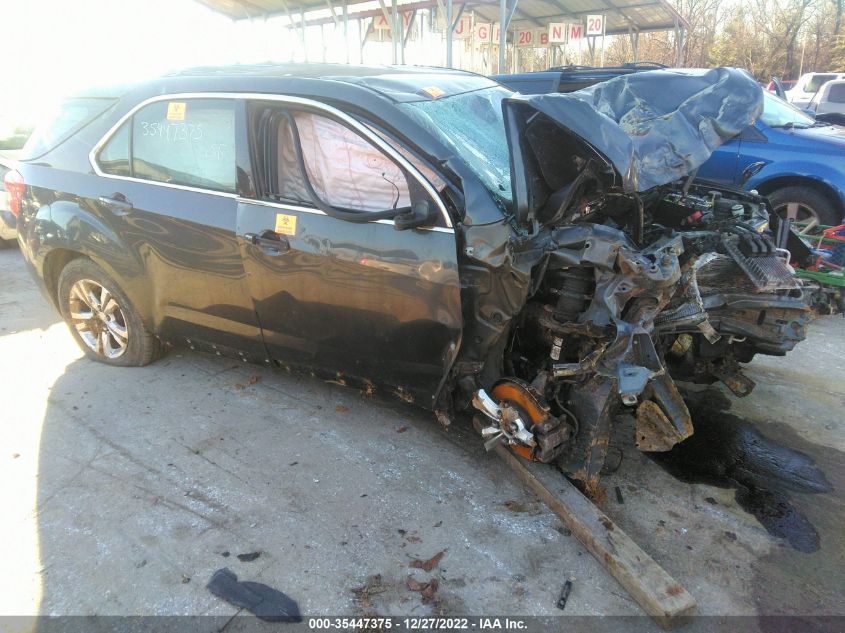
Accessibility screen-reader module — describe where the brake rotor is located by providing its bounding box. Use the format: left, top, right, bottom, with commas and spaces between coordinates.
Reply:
490, 378, 551, 460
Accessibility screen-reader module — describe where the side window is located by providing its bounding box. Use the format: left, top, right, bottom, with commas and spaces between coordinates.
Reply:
95, 98, 236, 193
132, 100, 236, 192
98, 122, 130, 176
275, 112, 410, 212
827, 83, 845, 104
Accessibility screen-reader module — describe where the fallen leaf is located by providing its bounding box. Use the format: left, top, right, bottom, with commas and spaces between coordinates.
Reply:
336, 405, 349, 413
248, 375, 261, 385
421, 578, 439, 604
409, 550, 446, 572
406, 576, 427, 592
502, 500, 528, 513
396, 426, 408, 433
352, 574, 386, 610
236, 551, 261, 562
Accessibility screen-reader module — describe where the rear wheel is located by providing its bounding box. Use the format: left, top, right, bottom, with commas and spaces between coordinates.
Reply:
57, 258, 162, 366
768, 186, 840, 227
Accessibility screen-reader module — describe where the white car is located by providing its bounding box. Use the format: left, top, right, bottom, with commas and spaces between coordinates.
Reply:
807, 78, 845, 117
786, 72, 845, 109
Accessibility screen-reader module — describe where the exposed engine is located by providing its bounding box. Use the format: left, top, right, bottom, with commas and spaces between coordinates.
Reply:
471, 179, 812, 484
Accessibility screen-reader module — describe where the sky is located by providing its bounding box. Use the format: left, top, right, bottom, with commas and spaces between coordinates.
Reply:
1, 0, 437, 127
3, 0, 235, 124
2, 0, 597, 130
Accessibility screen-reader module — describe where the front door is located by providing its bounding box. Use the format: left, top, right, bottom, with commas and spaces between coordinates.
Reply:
237, 99, 462, 406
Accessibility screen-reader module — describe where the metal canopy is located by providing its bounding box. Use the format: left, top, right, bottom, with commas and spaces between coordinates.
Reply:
194, 0, 365, 19
195, 0, 688, 70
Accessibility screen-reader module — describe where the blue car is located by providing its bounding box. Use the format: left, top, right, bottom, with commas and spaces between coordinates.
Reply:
495, 67, 845, 226
698, 91, 845, 226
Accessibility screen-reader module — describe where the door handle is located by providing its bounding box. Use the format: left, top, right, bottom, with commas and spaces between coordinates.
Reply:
98, 194, 134, 215
243, 232, 290, 254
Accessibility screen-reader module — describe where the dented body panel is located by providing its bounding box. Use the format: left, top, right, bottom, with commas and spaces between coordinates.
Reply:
16, 64, 817, 482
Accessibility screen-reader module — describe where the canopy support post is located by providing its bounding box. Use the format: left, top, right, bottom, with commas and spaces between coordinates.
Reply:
446, 0, 454, 67
675, 19, 685, 67
300, 9, 308, 61
343, 0, 349, 63
628, 27, 639, 62
498, 0, 506, 74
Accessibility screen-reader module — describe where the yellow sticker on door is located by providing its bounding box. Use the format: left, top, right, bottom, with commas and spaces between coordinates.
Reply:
166, 102, 187, 121
274, 213, 297, 236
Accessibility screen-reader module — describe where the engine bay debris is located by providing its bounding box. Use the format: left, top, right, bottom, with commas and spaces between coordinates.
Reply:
453, 69, 815, 485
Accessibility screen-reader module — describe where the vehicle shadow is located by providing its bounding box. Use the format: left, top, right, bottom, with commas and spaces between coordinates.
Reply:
30, 350, 641, 626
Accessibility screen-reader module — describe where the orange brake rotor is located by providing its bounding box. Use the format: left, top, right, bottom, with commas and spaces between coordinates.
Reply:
490, 379, 550, 460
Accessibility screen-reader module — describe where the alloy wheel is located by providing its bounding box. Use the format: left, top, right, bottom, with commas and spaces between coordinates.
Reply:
68, 279, 129, 359
776, 201, 820, 226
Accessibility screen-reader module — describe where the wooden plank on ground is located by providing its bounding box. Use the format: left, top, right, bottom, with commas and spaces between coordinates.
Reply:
494, 444, 697, 629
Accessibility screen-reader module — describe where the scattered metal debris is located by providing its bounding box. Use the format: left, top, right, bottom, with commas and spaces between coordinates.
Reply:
556, 580, 573, 611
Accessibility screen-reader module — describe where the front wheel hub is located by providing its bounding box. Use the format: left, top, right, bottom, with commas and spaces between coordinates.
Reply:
472, 379, 572, 462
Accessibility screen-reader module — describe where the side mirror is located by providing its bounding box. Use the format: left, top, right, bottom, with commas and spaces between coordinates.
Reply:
394, 200, 437, 231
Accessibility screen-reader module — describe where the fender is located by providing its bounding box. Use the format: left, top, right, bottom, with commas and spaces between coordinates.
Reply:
30, 195, 155, 329
747, 160, 845, 218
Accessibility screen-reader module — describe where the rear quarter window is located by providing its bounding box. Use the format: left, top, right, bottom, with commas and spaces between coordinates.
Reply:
21, 98, 115, 159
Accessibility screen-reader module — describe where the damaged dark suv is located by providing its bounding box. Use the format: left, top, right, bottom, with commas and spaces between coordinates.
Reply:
14, 64, 815, 484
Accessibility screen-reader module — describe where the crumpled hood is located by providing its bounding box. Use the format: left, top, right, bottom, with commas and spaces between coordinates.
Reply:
513, 67, 764, 192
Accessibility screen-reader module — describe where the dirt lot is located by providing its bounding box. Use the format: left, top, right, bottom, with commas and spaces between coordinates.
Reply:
1, 245, 843, 631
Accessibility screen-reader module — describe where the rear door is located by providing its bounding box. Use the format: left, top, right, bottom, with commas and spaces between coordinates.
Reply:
236, 98, 462, 406
90, 96, 264, 358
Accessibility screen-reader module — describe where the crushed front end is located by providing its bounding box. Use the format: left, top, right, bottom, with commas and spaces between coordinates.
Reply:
451, 69, 816, 485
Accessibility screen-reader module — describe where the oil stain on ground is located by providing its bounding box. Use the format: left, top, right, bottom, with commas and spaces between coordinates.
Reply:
649, 388, 832, 553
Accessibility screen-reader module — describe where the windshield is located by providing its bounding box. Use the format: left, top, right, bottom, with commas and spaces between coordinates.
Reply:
760, 91, 816, 128
400, 87, 513, 205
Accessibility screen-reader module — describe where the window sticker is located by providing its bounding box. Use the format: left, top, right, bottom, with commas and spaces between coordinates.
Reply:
274, 213, 297, 236
166, 102, 187, 121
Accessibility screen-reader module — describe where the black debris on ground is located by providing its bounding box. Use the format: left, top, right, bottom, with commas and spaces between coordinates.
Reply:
206, 567, 301, 622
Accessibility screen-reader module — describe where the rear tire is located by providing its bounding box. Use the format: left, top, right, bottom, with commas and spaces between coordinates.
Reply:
57, 258, 162, 366
768, 186, 840, 227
